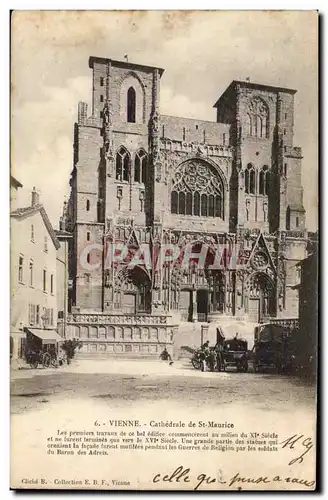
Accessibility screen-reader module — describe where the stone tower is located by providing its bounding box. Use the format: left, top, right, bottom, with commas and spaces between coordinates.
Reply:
70, 57, 164, 311
214, 81, 305, 234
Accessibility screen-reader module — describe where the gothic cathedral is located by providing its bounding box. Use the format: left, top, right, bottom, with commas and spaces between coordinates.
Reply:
62, 56, 311, 357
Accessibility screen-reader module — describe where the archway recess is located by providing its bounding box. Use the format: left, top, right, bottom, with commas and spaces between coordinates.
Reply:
247, 272, 275, 322
170, 159, 226, 219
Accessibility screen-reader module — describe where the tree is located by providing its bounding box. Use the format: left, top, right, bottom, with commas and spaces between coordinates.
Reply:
61, 339, 82, 364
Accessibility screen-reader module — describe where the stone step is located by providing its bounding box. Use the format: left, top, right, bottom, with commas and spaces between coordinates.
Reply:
75, 353, 163, 360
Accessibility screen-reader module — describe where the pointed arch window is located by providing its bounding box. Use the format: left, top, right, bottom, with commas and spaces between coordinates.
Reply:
208, 195, 215, 217
127, 87, 136, 123
116, 146, 130, 181
178, 192, 186, 215
251, 117, 257, 137
171, 191, 178, 214
170, 159, 224, 219
247, 98, 269, 138
186, 192, 193, 215
265, 168, 270, 194
245, 168, 249, 194
261, 117, 267, 138
201, 194, 208, 216
194, 192, 200, 216
245, 163, 256, 194
259, 170, 265, 195
215, 194, 223, 218
134, 149, 147, 183
250, 169, 256, 194
257, 116, 262, 137
134, 155, 140, 182
246, 114, 252, 135
259, 165, 269, 195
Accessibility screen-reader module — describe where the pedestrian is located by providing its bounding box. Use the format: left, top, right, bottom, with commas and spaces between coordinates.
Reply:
201, 340, 210, 350
159, 347, 173, 365
200, 340, 210, 372
214, 341, 225, 371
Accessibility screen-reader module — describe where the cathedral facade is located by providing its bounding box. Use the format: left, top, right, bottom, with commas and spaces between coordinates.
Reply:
63, 56, 309, 357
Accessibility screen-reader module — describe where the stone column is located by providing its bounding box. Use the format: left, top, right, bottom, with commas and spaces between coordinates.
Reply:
151, 226, 164, 314
277, 93, 287, 231
103, 62, 115, 189
235, 270, 244, 313
276, 233, 287, 315
151, 288, 158, 312
225, 271, 233, 315
211, 282, 216, 311
192, 288, 198, 322
209, 290, 213, 313
103, 220, 115, 312
235, 85, 244, 229
201, 324, 209, 347
150, 69, 165, 225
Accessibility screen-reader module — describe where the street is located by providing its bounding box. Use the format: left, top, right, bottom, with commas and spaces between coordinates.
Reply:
11, 359, 315, 416
10, 359, 317, 490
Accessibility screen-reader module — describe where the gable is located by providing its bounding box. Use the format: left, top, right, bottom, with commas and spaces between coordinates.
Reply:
11, 204, 60, 250
246, 232, 275, 271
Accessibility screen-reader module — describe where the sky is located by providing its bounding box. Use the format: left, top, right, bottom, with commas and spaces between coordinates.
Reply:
11, 10, 318, 231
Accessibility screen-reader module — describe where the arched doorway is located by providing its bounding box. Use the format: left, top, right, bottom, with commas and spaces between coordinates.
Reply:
208, 270, 226, 314
176, 243, 222, 322
247, 273, 275, 323
120, 266, 151, 314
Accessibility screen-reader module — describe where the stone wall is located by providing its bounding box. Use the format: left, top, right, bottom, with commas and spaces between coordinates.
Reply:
161, 115, 230, 144
66, 313, 176, 358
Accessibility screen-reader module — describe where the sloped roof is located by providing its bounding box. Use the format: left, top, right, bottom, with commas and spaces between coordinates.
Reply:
10, 204, 60, 250
55, 229, 73, 239
288, 204, 306, 213
10, 176, 23, 189
10, 205, 38, 217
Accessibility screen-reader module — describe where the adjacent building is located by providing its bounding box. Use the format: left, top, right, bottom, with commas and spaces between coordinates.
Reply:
10, 187, 61, 361
293, 240, 318, 360
55, 211, 73, 338
10, 175, 23, 211
63, 56, 310, 357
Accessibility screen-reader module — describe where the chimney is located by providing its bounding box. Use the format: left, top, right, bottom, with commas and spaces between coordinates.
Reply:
59, 199, 68, 231
78, 101, 88, 125
31, 187, 40, 207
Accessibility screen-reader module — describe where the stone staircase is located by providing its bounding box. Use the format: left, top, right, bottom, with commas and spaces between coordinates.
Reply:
173, 322, 218, 360
74, 318, 257, 361
75, 352, 167, 361
174, 318, 257, 360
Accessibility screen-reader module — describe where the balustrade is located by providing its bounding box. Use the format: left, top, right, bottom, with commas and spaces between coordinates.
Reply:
67, 313, 169, 325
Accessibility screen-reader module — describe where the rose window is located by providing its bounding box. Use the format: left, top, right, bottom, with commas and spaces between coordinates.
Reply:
252, 251, 268, 269
171, 159, 224, 219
